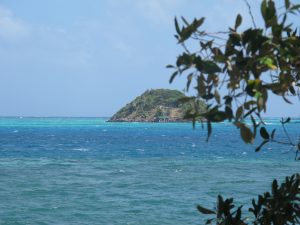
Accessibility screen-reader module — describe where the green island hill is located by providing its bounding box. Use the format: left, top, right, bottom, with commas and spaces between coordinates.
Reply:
108, 89, 206, 122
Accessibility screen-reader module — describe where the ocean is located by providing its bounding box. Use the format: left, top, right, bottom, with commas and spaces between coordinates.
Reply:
0, 117, 299, 224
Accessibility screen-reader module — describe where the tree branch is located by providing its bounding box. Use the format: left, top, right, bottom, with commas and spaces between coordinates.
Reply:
243, 0, 257, 28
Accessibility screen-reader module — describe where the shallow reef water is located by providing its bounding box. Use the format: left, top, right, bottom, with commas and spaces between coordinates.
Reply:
0, 117, 299, 224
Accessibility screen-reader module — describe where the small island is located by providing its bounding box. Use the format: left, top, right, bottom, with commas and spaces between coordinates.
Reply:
108, 89, 206, 122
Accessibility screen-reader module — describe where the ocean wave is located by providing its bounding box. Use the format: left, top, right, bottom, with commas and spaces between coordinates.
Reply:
72, 148, 89, 152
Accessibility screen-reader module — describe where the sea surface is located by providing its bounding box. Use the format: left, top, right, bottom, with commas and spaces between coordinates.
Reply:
0, 117, 299, 224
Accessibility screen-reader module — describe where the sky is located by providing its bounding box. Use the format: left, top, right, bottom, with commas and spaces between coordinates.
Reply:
0, 0, 299, 117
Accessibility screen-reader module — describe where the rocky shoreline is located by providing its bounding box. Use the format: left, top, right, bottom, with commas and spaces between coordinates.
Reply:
107, 118, 189, 123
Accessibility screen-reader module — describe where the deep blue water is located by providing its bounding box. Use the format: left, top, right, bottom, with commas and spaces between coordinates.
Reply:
0, 117, 299, 224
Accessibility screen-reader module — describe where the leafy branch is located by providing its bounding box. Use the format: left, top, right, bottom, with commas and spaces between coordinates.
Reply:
197, 174, 300, 225
255, 117, 300, 161
168, 0, 300, 151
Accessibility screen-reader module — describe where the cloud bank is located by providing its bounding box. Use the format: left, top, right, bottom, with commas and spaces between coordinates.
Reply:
0, 5, 30, 41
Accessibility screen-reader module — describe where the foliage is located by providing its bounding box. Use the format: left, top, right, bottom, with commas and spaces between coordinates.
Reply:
168, 0, 300, 152
167, 0, 300, 224
197, 174, 300, 225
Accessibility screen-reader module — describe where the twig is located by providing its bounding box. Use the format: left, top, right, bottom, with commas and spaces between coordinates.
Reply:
272, 139, 296, 146
181, 42, 191, 54
244, 0, 257, 28
281, 119, 294, 145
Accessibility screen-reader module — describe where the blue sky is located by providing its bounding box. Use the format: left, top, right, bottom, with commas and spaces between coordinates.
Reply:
0, 0, 299, 117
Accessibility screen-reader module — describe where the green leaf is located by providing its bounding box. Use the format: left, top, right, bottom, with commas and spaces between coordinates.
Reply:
181, 16, 189, 26
246, 80, 261, 97
235, 14, 242, 30
282, 117, 291, 124
289, 86, 296, 95
174, 17, 181, 35
207, 111, 228, 122
240, 124, 254, 144
255, 91, 262, 99
186, 73, 193, 91
260, 56, 277, 70
196, 205, 215, 214
261, 0, 267, 24
176, 53, 193, 67
260, 127, 269, 139
268, 1, 277, 20
201, 60, 221, 74
290, 4, 300, 11
169, 71, 178, 83
166, 64, 175, 68
283, 95, 292, 104
261, 0, 277, 28
194, 17, 205, 30
178, 17, 205, 43
271, 129, 276, 139
285, 0, 290, 9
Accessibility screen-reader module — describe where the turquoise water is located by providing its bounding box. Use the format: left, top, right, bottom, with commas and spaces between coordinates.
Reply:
0, 117, 299, 224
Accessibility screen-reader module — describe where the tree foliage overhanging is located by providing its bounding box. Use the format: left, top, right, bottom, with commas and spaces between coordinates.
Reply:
168, 0, 300, 151
168, 0, 300, 224
197, 174, 300, 225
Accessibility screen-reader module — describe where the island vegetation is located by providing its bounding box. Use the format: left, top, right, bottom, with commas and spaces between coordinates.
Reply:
108, 89, 206, 122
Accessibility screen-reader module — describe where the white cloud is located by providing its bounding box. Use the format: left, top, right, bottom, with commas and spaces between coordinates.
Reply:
0, 5, 30, 41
